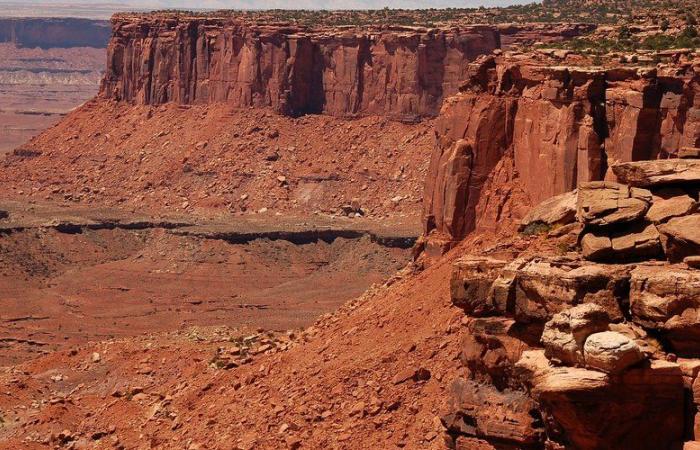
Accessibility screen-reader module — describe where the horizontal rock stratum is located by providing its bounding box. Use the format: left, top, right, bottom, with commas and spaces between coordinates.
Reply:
99, 14, 500, 121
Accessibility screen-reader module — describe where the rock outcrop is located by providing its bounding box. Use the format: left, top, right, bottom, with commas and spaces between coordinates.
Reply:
441, 158, 700, 448
99, 14, 500, 122
423, 55, 700, 245
446, 253, 692, 449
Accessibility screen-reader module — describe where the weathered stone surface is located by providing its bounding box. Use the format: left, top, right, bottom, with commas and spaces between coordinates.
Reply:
658, 214, 700, 262
424, 56, 700, 243
680, 147, 700, 159
631, 265, 700, 357
583, 331, 645, 374
101, 16, 500, 121
541, 304, 610, 367
576, 181, 652, 227
686, 256, 700, 269
610, 223, 663, 258
460, 318, 534, 390
580, 232, 612, 260
612, 159, 700, 187
451, 257, 508, 316
646, 194, 697, 224
581, 223, 663, 262
608, 321, 664, 359
516, 350, 684, 450
513, 258, 630, 324
520, 190, 577, 230
443, 377, 545, 449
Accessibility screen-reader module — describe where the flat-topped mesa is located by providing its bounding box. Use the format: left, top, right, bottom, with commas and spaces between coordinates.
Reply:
98, 14, 500, 121
423, 54, 700, 245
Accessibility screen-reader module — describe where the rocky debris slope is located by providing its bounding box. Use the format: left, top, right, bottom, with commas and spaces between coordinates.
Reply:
100, 14, 499, 122
423, 54, 700, 247
0, 242, 474, 449
0, 101, 433, 219
443, 158, 700, 449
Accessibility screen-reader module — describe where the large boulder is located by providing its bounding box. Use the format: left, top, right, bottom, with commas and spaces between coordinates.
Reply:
520, 190, 577, 231
630, 265, 700, 357
541, 304, 610, 367
583, 331, 645, 374
516, 350, 684, 450
658, 214, 700, 262
576, 181, 652, 227
612, 159, 700, 187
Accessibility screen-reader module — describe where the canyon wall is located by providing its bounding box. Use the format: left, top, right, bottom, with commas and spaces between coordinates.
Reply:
99, 15, 500, 121
424, 56, 700, 243
0, 18, 110, 49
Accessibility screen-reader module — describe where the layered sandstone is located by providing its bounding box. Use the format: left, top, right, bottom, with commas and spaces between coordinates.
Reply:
99, 14, 500, 121
424, 55, 700, 244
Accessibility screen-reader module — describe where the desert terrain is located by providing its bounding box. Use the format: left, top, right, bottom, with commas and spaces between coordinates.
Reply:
0, 18, 109, 154
1, 2, 700, 450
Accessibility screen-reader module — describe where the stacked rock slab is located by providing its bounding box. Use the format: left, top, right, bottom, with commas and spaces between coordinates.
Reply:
446, 254, 688, 450
576, 159, 700, 263
442, 159, 700, 449
423, 54, 700, 247
99, 14, 500, 122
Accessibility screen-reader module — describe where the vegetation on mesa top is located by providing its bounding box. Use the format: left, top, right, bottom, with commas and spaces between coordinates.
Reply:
545, 23, 700, 54
122, 0, 700, 27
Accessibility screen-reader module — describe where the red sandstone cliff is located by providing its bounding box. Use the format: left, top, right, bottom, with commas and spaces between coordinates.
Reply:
424, 55, 700, 244
99, 15, 500, 121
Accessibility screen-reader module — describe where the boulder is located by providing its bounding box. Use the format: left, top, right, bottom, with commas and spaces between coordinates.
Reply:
646, 194, 697, 224
658, 214, 700, 262
630, 265, 700, 357
612, 159, 700, 187
576, 181, 652, 227
520, 190, 577, 231
541, 304, 610, 366
580, 233, 612, 260
583, 331, 645, 373
516, 350, 684, 450
581, 223, 663, 262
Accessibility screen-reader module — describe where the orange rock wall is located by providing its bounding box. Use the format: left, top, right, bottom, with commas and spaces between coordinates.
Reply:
424, 58, 700, 242
99, 16, 500, 121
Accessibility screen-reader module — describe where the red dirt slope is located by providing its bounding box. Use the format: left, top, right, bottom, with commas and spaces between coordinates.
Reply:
0, 100, 434, 220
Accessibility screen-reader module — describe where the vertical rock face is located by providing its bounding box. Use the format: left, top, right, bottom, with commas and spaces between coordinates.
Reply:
424, 56, 700, 244
99, 15, 500, 121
